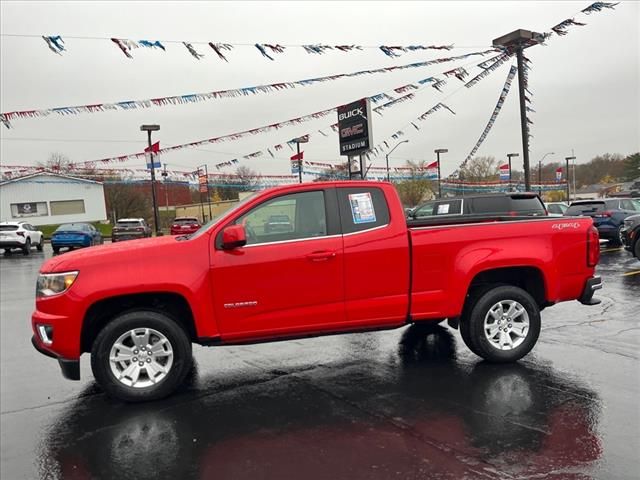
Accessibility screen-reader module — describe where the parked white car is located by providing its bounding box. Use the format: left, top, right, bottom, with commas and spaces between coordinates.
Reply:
0, 221, 44, 255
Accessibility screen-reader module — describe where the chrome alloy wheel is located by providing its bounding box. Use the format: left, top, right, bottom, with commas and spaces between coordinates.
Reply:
483, 300, 530, 351
109, 328, 174, 388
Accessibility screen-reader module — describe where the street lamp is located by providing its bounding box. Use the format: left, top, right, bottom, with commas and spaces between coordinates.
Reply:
493, 29, 545, 192
538, 152, 554, 194
565, 156, 576, 202
507, 153, 519, 191
385, 140, 409, 182
140, 124, 160, 236
434, 148, 448, 198
294, 136, 308, 184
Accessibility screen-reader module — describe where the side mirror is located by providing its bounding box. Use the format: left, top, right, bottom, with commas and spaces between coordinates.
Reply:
222, 224, 247, 250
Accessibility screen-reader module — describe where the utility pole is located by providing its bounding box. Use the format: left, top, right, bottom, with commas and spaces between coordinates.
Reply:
493, 30, 545, 192
434, 149, 448, 198
140, 124, 160, 236
565, 156, 576, 202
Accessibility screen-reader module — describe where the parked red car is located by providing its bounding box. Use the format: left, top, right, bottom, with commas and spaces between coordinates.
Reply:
31, 181, 601, 402
170, 217, 201, 236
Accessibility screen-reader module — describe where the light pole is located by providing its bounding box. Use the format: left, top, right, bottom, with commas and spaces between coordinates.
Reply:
493, 30, 545, 191
385, 140, 409, 182
538, 152, 554, 194
140, 124, 160, 236
161, 164, 169, 230
434, 148, 448, 198
565, 156, 576, 202
294, 136, 308, 183
507, 153, 519, 191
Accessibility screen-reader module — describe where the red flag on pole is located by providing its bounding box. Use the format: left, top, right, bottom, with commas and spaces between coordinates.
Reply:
290, 151, 304, 161
144, 141, 160, 153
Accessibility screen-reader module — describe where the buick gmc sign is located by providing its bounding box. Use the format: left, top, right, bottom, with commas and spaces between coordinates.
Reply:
338, 98, 373, 155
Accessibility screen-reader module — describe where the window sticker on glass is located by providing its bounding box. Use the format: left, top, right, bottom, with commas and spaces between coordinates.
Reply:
348, 192, 377, 224
437, 204, 450, 215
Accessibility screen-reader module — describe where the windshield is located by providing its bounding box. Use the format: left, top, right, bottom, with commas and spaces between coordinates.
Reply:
56, 224, 88, 232
0, 225, 19, 231
188, 192, 260, 240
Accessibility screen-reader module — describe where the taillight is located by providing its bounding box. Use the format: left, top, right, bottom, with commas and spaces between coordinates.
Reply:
17, 231, 25, 237
136, 227, 144, 231
587, 225, 600, 267
594, 211, 612, 218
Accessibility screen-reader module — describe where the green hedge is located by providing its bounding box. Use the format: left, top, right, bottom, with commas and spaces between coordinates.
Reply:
39, 222, 113, 239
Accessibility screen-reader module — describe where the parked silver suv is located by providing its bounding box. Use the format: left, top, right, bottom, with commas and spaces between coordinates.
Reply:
111, 218, 152, 242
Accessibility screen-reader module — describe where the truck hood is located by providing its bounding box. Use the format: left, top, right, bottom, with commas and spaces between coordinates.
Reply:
40, 236, 187, 273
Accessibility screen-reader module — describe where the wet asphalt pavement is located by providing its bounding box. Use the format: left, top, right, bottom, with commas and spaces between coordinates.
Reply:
1, 244, 638, 480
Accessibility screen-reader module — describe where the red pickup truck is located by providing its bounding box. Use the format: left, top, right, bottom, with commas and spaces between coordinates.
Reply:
32, 181, 602, 402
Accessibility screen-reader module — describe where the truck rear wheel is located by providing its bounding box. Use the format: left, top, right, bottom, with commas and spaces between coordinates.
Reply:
91, 310, 192, 402
462, 285, 540, 363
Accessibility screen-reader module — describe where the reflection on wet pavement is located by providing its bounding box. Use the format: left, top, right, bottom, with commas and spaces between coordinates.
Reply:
34, 325, 603, 480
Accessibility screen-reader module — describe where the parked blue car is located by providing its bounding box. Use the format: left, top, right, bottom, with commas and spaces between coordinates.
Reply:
51, 223, 103, 254
565, 198, 640, 245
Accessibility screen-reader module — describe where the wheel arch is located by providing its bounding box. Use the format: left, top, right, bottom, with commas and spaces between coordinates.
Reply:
81, 292, 197, 354
465, 266, 547, 309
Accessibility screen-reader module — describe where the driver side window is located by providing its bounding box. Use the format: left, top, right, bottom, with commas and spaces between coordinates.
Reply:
235, 191, 327, 246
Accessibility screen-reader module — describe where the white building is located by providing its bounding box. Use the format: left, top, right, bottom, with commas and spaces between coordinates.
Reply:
0, 172, 107, 226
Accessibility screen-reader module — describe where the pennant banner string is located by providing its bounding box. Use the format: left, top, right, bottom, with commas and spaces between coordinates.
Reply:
43, 52, 505, 172
0, 49, 496, 128
459, 64, 518, 169
1, 32, 493, 59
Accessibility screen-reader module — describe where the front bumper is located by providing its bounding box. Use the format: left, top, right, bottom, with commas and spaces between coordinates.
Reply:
31, 335, 80, 380
578, 276, 602, 306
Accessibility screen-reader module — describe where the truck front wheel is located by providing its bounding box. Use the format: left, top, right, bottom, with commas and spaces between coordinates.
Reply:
91, 310, 192, 402
462, 286, 540, 363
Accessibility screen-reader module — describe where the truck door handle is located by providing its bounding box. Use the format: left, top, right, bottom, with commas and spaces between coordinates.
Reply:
306, 250, 336, 261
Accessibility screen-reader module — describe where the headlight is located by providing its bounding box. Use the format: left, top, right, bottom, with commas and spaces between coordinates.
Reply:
36, 271, 79, 297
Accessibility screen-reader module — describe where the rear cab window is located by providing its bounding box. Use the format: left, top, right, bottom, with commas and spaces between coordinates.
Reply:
337, 187, 390, 234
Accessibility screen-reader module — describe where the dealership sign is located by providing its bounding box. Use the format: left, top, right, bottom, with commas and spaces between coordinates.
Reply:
337, 98, 372, 156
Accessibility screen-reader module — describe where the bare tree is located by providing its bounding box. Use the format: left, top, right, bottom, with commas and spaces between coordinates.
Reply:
103, 173, 152, 223
459, 156, 498, 182
38, 152, 74, 173
394, 160, 435, 207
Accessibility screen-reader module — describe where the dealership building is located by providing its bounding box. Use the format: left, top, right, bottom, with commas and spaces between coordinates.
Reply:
0, 172, 107, 226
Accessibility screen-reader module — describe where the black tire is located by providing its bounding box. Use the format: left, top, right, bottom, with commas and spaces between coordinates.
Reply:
52, 246, 60, 254
635, 238, 640, 260
36, 238, 43, 251
459, 285, 500, 357
22, 238, 31, 255
464, 285, 540, 363
3, 249, 11, 256
91, 310, 192, 402
609, 226, 623, 247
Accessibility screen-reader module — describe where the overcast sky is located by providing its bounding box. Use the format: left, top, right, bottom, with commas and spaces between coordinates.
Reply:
1, 1, 638, 179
